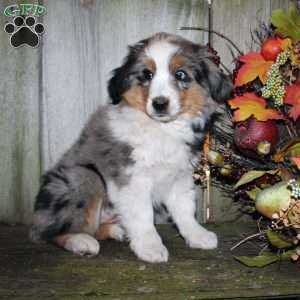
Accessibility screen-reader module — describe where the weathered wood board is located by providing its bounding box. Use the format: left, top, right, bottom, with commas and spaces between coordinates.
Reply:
0, 223, 300, 299
0, 0, 40, 224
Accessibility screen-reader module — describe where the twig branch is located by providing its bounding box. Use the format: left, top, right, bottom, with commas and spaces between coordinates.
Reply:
286, 123, 294, 139
180, 26, 243, 56
220, 61, 232, 75
230, 231, 267, 251
257, 216, 263, 233
259, 244, 269, 255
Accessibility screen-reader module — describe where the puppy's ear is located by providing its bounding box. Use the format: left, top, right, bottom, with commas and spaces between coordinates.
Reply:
108, 40, 148, 105
108, 61, 131, 105
195, 59, 232, 102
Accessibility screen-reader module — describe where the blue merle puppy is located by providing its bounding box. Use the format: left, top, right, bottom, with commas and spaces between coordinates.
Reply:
30, 32, 232, 263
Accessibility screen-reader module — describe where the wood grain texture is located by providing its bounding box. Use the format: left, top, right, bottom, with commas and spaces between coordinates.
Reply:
1, 223, 300, 299
0, 1, 41, 223
41, 0, 209, 170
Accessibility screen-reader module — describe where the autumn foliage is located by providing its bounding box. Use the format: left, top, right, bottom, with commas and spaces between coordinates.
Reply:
284, 81, 300, 121
228, 93, 284, 122
234, 53, 273, 87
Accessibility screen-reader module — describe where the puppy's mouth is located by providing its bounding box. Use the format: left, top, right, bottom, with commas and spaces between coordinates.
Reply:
149, 112, 178, 122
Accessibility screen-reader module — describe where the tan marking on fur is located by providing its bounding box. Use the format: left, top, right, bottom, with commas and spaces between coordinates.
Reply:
81, 193, 104, 235
144, 57, 156, 73
180, 83, 206, 116
95, 223, 117, 241
53, 194, 104, 249
169, 55, 185, 73
123, 86, 148, 112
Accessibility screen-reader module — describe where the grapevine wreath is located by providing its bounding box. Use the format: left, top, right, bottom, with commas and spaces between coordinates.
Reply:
184, 3, 300, 267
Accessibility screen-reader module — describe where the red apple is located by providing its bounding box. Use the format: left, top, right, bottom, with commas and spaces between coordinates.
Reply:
234, 118, 279, 157
261, 37, 284, 61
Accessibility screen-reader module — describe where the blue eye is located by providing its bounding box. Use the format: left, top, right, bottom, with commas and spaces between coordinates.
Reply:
175, 70, 188, 81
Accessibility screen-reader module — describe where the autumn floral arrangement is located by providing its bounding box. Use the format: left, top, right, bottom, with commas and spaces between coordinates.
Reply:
185, 4, 300, 267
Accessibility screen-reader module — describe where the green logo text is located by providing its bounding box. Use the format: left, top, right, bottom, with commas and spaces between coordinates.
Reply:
4, 4, 46, 17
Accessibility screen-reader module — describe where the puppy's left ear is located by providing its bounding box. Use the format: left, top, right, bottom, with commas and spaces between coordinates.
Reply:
195, 59, 232, 102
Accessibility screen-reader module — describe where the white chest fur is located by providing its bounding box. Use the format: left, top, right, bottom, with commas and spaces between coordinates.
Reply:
108, 106, 194, 173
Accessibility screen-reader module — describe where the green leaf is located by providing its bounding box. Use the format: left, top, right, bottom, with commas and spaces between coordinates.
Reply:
281, 249, 297, 260
246, 187, 261, 200
271, 4, 300, 42
240, 205, 257, 214
234, 170, 278, 190
234, 254, 279, 267
266, 230, 294, 249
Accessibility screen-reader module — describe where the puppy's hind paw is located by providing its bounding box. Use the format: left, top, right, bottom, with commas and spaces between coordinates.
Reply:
63, 233, 100, 256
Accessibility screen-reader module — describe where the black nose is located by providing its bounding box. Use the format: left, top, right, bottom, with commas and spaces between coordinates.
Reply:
152, 97, 169, 113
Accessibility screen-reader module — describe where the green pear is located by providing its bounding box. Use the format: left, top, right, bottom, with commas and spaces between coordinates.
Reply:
255, 182, 291, 219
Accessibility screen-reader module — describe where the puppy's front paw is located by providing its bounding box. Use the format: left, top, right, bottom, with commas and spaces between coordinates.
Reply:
186, 229, 218, 250
130, 234, 169, 263
64, 233, 100, 256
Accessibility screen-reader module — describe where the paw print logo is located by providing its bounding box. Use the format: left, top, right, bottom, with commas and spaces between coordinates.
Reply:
4, 16, 44, 48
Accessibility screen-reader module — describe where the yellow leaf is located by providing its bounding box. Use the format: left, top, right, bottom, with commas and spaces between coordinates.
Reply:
234, 170, 278, 189
228, 93, 284, 122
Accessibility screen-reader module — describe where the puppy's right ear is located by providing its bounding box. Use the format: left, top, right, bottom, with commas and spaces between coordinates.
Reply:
108, 40, 147, 105
107, 39, 149, 105
108, 63, 130, 105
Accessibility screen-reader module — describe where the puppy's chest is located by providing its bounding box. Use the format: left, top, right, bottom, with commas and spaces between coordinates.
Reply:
109, 108, 194, 171
132, 134, 190, 169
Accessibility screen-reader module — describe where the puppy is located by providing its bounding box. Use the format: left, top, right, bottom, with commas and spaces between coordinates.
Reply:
30, 32, 232, 263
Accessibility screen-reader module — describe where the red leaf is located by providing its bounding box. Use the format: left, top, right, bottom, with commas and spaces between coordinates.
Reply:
234, 52, 274, 87
284, 82, 300, 121
228, 93, 284, 122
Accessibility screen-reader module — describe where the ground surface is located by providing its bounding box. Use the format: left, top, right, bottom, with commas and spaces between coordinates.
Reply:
0, 223, 299, 300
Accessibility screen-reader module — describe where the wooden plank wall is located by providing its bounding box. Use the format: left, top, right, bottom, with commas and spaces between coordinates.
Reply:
0, 0, 40, 223
0, 0, 291, 224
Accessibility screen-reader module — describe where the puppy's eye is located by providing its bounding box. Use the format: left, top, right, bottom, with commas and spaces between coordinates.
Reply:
175, 70, 188, 81
142, 69, 153, 81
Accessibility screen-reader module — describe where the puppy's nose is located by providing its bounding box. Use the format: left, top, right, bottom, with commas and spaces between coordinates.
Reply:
152, 97, 169, 113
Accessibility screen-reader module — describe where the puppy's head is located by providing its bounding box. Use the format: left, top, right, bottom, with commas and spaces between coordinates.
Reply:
108, 32, 232, 122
